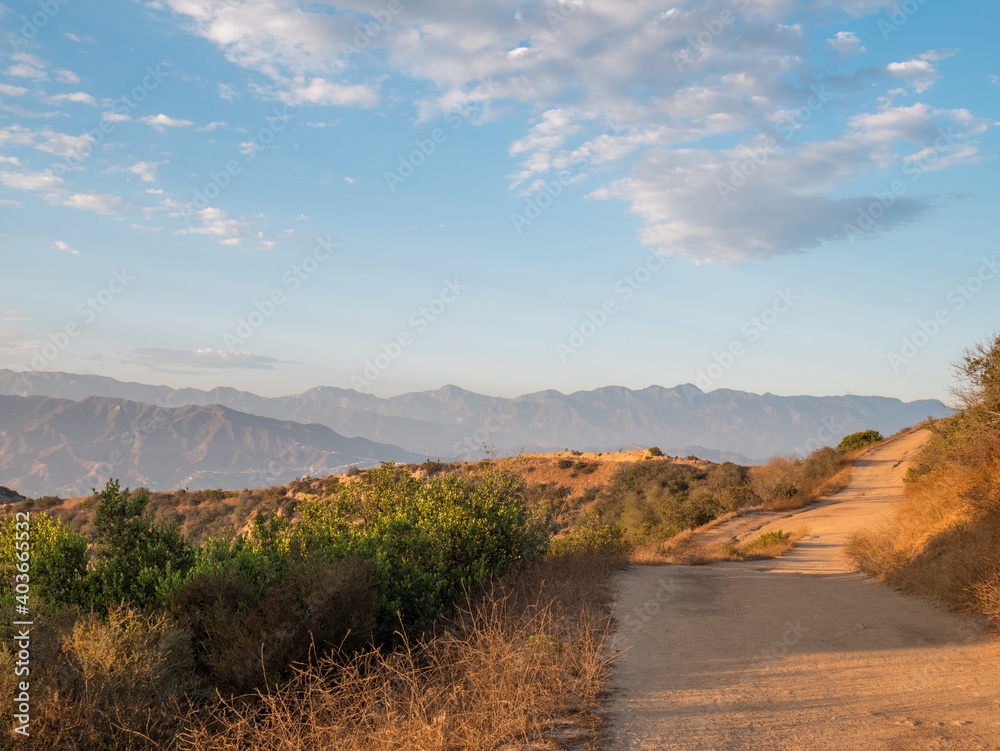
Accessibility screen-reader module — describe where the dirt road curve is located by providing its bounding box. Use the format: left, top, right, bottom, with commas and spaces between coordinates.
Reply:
605, 430, 1000, 751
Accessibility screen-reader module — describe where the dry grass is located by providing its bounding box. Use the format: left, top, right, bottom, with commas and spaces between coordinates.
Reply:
713, 528, 809, 562
750, 449, 858, 512
628, 527, 808, 566
178, 552, 623, 751
0, 605, 199, 750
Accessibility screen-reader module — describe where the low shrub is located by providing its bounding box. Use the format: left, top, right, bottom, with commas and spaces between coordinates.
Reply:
837, 430, 883, 452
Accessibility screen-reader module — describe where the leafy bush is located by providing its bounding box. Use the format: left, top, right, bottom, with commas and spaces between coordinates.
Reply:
648, 446, 663, 457
557, 458, 574, 469
0, 512, 90, 608
346, 466, 362, 477
296, 463, 546, 639
547, 516, 629, 557
837, 430, 884, 452
90, 480, 195, 610
741, 529, 791, 552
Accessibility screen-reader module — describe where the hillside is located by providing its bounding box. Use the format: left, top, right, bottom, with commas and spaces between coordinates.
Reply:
0, 394, 423, 497
0, 370, 951, 462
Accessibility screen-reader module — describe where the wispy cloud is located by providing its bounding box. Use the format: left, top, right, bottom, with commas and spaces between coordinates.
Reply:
52, 240, 79, 255
141, 113, 196, 132
126, 347, 289, 372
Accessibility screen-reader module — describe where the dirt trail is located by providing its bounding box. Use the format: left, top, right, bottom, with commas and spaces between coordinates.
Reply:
605, 430, 1000, 751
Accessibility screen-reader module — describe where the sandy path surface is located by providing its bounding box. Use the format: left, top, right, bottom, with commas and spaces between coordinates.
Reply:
605, 430, 1000, 751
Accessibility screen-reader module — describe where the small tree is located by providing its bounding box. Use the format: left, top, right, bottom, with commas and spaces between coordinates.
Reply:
91, 480, 195, 609
953, 333, 1000, 415
648, 446, 663, 457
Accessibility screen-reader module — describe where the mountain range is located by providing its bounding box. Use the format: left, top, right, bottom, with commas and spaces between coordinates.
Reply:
0, 368, 953, 497
0, 393, 423, 498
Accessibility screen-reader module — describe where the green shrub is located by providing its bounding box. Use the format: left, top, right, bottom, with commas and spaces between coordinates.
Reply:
547, 516, 629, 557
648, 446, 663, 457
557, 458, 574, 469
90, 480, 195, 610
0, 512, 90, 609
837, 430, 884, 452
740, 529, 791, 552
296, 463, 546, 640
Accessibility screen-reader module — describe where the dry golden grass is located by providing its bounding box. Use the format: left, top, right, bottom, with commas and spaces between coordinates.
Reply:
627, 527, 808, 566
178, 552, 623, 751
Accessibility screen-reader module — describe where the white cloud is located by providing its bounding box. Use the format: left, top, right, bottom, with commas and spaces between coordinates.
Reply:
48, 91, 97, 105
0, 198, 23, 207
588, 103, 987, 264
199, 121, 227, 131
218, 83, 237, 100
0, 84, 28, 96
5, 64, 47, 80
887, 59, 940, 93
0, 170, 63, 191
54, 69, 80, 84
0, 156, 19, 165
125, 161, 165, 182
827, 31, 865, 55
920, 49, 959, 62
156, 0, 988, 264
140, 113, 195, 132
173, 206, 251, 244
61, 191, 130, 215
281, 78, 379, 108
102, 111, 131, 123
126, 347, 288, 371
52, 240, 79, 255
0, 125, 95, 157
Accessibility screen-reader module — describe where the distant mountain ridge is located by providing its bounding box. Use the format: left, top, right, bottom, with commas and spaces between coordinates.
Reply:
0, 393, 423, 497
0, 370, 952, 469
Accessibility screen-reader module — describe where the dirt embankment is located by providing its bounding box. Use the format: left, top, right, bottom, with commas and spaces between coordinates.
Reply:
606, 430, 1000, 751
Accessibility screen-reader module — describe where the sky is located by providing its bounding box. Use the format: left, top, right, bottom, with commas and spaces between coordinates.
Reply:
0, 0, 997, 405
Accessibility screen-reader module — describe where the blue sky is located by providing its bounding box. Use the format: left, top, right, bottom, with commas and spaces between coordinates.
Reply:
0, 0, 997, 404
